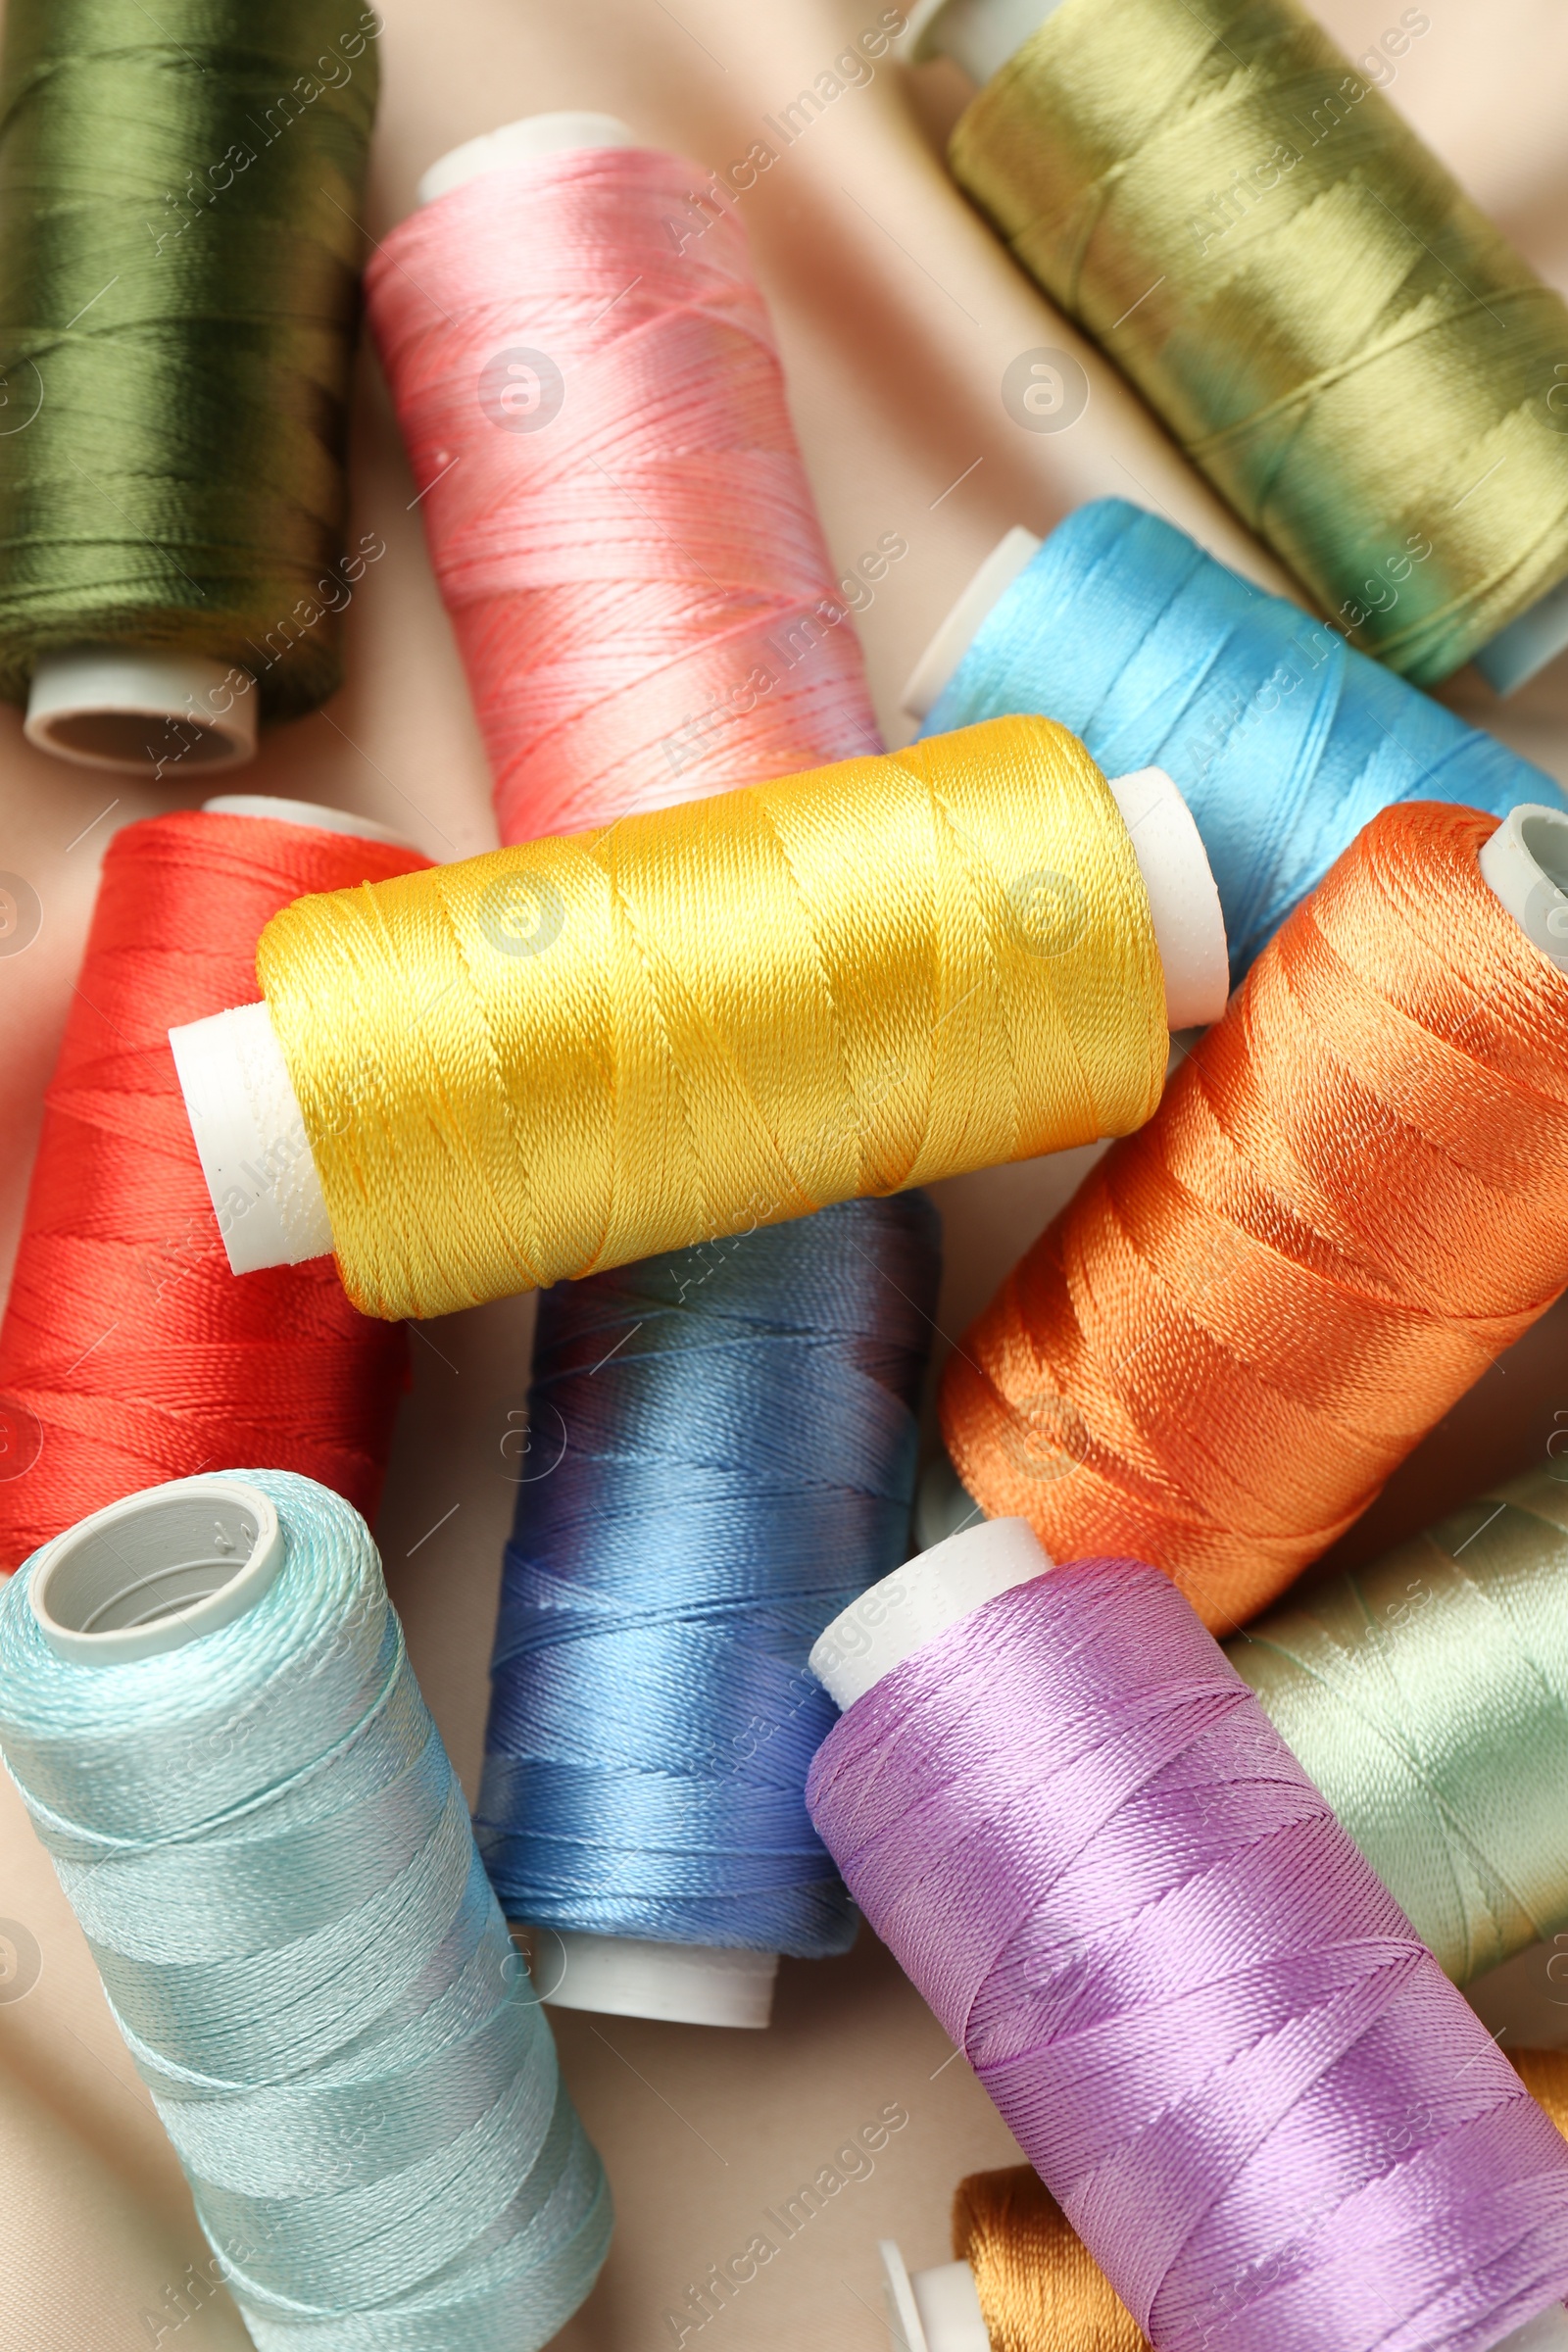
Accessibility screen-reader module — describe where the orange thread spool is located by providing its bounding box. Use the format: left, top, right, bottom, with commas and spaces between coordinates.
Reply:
941, 804, 1568, 1631
954, 2165, 1143, 2350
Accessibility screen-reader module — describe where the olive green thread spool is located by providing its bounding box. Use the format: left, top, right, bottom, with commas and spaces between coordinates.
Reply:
908, 0, 1568, 693
0, 0, 380, 775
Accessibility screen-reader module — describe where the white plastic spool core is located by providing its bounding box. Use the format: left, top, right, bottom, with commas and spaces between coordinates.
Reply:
28, 1476, 283, 1666
903, 527, 1041, 722
25, 649, 257, 776
1479, 805, 1568, 970
810, 1519, 1051, 1712
880, 2242, 990, 2352
417, 113, 639, 207
899, 0, 1061, 79
171, 796, 419, 1277
539, 1931, 777, 2030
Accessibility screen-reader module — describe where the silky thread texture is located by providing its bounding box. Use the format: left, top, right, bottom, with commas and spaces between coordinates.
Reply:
949, 0, 1568, 684
0, 811, 423, 1571
0, 1471, 612, 2350
954, 2165, 1143, 2352
1228, 1465, 1568, 1987
0, 0, 377, 716
368, 145, 879, 845
477, 1194, 939, 1953
951, 2055, 1568, 2352
925, 500, 1564, 984
942, 802, 1568, 1630
806, 1560, 1568, 2351
257, 714, 1166, 1321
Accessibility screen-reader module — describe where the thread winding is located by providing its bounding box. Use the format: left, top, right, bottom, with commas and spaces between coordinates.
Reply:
925, 500, 1564, 982
477, 1195, 939, 1954
257, 715, 1166, 1320
0, 0, 378, 716
948, 0, 1568, 684
942, 802, 1568, 1630
954, 2165, 1141, 2352
807, 1558, 1568, 2351
368, 143, 879, 843
1228, 1465, 1568, 1987
0, 811, 423, 1572
0, 1471, 612, 2349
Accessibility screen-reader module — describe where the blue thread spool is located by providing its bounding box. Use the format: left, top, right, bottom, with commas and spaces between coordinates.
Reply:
910, 499, 1565, 984
476, 1194, 942, 2030
0, 1470, 612, 2350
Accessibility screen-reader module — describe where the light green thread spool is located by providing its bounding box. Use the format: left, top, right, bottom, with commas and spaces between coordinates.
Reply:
1229, 1467, 1568, 1986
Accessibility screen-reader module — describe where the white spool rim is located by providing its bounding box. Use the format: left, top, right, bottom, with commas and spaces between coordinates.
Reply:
902, 526, 1042, 721
898, 0, 1062, 76
810, 1519, 1052, 1710
201, 793, 417, 850
1474, 580, 1568, 699
538, 1931, 778, 2029
28, 1477, 283, 1665
25, 648, 257, 776
417, 114, 641, 206
1479, 804, 1568, 970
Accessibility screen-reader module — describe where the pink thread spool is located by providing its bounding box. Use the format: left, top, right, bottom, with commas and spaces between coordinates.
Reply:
807, 1522, 1568, 2352
367, 114, 881, 844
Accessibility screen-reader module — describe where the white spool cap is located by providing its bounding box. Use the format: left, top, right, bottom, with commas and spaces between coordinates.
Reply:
28, 1476, 283, 1665
899, 0, 1061, 79
881, 2242, 990, 2352
902, 527, 1042, 723
810, 1519, 1051, 1712
25, 649, 257, 777
1479, 804, 1568, 967
417, 114, 640, 207
170, 796, 417, 1277
540, 1931, 777, 2030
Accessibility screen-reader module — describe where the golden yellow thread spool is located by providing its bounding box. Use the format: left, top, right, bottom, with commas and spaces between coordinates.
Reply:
954, 2165, 1143, 2350
948, 0, 1568, 685
256, 716, 1166, 1319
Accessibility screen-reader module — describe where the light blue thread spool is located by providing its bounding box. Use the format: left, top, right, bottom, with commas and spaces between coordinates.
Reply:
917, 499, 1565, 985
476, 1194, 941, 2029
0, 1469, 611, 2351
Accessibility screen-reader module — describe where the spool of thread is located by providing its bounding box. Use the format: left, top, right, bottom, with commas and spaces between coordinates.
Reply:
171, 714, 1228, 1319
1227, 1464, 1568, 1989
0, 800, 424, 1570
368, 116, 880, 841
476, 1193, 941, 2030
906, 0, 1568, 694
807, 1520, 1568, 2352
936, 798, 1568, 1630
907, 499, 1568, 982
0, 1470, 612, 2347
0, 0, 380, 775
887, 2049, 1568, 2350
381, 120, 946, 2027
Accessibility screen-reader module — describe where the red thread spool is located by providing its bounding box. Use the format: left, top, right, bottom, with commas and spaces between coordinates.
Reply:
0, 803, 428, 1570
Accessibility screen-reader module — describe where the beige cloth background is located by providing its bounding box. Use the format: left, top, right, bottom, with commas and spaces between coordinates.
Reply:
4, 2, 1568, 2344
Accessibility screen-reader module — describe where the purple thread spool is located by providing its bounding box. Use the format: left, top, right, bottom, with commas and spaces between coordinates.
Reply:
806, 1521, 1568, 2352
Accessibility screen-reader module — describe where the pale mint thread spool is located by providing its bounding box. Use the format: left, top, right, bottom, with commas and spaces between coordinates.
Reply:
0, 1470, 611, 2351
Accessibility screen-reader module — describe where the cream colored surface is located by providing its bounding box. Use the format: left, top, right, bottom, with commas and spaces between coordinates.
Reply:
3, 3, 1568, 2345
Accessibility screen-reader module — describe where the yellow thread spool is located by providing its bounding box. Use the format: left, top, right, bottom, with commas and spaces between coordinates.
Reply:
254, 716, 1167, 1319
946, 0, 1568, 686
954, 2165, 1142, 2350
